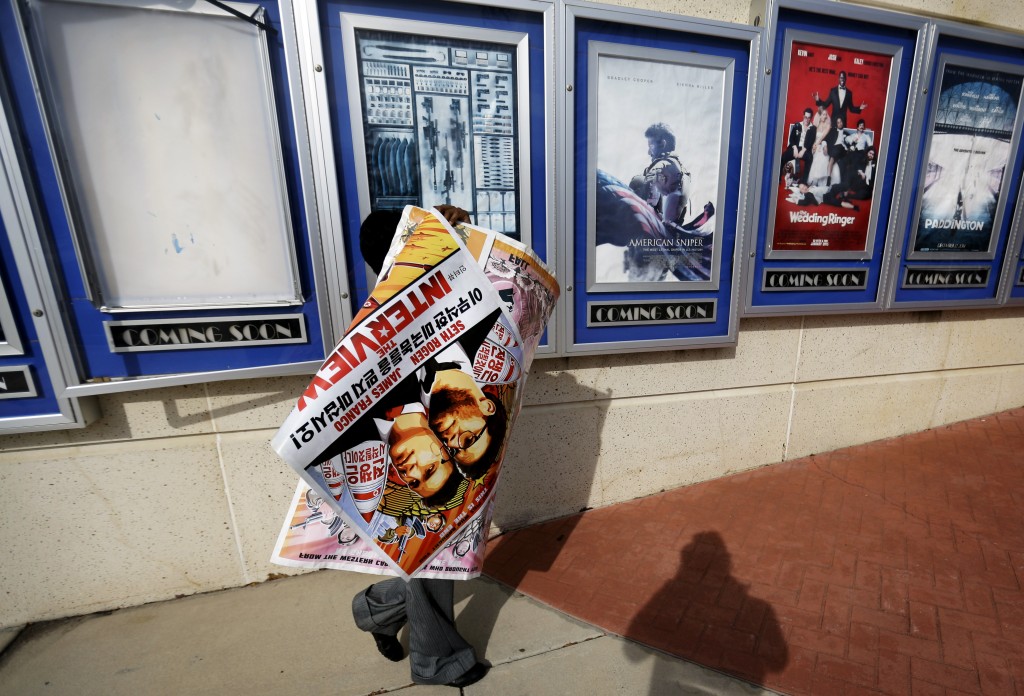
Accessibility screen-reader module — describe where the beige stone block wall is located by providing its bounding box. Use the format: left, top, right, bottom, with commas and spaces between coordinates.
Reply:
0, 438, 243, 627
1, 0, 1023, 629
494, 384, 794, 530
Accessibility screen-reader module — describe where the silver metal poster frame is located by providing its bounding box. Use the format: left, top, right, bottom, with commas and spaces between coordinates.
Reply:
294, 0, 557, 356
997, 180, 1024, 305
885, 17, 1024, 310
19, 0, 304, 312
0, 271, 24, 356
0, 70, 97, 429
13, 0, 340, 395
742, 0, 930, 318
559, 0, 763, 355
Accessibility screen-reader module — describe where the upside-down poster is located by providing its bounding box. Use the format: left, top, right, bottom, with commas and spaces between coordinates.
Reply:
271, 207, 558, 579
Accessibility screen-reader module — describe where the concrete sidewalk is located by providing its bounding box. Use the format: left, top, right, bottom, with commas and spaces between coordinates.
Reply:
0, 570, 776, 696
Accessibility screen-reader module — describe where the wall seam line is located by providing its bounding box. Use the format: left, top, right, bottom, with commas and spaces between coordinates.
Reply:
215, 431, 251, 585
783, 316, 806, 461
205, 383, 249, 585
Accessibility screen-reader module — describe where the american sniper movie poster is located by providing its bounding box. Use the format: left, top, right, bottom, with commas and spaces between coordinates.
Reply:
591, 51, 725, 285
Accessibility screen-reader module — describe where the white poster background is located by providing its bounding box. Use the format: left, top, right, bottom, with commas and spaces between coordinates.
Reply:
594, 54, 725, 283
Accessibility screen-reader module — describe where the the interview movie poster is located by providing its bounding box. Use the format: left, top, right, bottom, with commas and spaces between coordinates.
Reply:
911, 62, 1023, 255
272, 479, 487, 579
770, 39, 893, 254
272, 207, 558, 579
590, 46, 726, 285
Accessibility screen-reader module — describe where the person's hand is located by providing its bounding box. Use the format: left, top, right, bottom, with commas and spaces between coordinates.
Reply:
812, 91, 819, 102
859, 102, 867, 110
434, 205, 471, 226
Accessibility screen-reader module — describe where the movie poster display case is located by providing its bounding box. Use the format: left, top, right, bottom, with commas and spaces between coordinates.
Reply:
0, 0, 342, 396
887, 20, 1024, 310
0, 76, 96, 431
560, 0, 762, 353
743, 0, 929, 316
292, 0, 557, 354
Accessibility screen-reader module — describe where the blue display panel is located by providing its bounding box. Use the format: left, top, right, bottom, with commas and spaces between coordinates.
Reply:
890, 26, 1024, 309
0, 0, 330, 385
0, 66, 93, 429
0, 209, 56, 419
564, 4, 759, 352
314, 0, 553, 339
744, 1, 926, 315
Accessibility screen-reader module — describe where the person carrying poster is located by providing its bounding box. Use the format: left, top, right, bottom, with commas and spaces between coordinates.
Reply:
769, 39, 893, 254
270, 204, 558, 688
351, 206, 484, 688
911, 62, 1024, 254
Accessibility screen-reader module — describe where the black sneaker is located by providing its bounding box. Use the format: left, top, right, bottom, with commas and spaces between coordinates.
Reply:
446, 662, 489, 688
372, 632, 404, 662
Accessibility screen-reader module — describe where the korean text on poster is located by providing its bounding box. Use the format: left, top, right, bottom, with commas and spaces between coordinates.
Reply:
271, 207, 557, 579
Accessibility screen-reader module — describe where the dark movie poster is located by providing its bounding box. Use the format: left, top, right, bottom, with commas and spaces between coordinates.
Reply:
354, 30, 522, 239
771, 40, 893, 254
912, 63, 1023, 255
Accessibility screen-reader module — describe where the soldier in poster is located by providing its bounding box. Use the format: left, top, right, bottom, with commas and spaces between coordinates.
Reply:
769, 39, 893, 254
911, 62, 1023, 254
591, 49, 725, 284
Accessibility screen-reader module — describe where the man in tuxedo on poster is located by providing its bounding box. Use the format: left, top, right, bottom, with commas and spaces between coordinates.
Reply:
781, 108, 816, 183
848, 146, 877, 200
824, 115, 848, 187
814, 70, 868, 127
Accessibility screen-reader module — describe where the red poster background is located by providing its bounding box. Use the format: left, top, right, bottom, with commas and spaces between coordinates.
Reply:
771, 40, 893, 253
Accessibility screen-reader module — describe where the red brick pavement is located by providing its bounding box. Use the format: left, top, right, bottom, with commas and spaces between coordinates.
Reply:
484, 408, 1024, 695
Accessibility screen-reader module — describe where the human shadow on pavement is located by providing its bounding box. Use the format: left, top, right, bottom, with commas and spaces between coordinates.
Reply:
626, 531, 788, 694
456, 369, 609, 655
